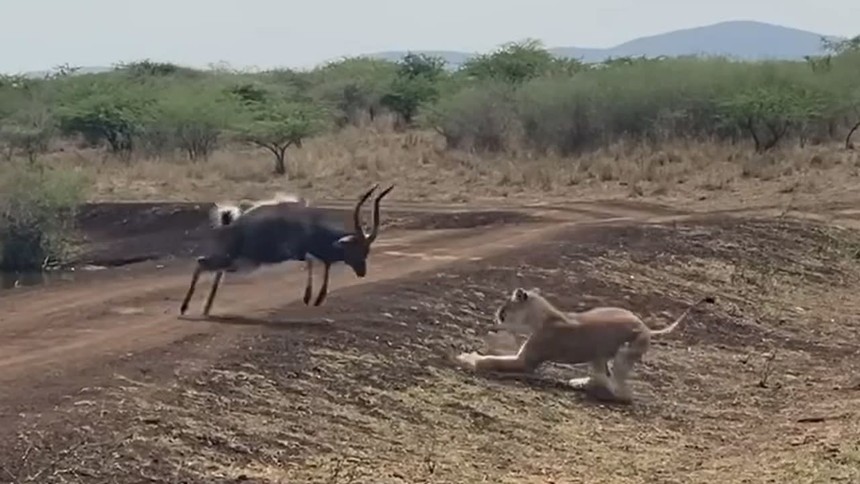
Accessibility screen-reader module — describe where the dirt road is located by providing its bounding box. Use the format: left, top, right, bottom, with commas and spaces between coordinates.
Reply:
2, 198, 859, 483
0, 199, 674, 395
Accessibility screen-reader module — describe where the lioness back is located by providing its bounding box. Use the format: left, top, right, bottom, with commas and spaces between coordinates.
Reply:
533, 310, 646, 364
572, 307, 641, 325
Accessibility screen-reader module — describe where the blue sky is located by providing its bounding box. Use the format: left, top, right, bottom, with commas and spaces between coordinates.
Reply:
1, 0, 857, 73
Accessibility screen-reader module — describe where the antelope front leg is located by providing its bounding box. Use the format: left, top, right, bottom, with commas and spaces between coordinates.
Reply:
179, 263, 203, 315
302, 259, 314, 305
313, 262, 331, 306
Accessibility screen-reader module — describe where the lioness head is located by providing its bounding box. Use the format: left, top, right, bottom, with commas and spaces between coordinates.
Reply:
494, 287, 552, 332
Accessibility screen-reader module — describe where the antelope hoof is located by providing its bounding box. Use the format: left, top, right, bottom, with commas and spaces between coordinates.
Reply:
303, 290, 312, 305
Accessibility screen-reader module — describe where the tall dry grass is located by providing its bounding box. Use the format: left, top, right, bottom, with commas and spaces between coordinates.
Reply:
32, 125, 860, 211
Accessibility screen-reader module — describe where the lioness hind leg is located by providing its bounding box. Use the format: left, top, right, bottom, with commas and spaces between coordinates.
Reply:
608, 355, 635, 404
568, 359, 612, 393
608, 338, 649, 404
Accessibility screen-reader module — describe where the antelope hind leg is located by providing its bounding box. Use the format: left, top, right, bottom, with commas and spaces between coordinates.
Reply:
179, 264, 203, 315
181, 255, 232, 316
312, 262, 331, 306
202, 271, 224, 316
302, 260, 314, 305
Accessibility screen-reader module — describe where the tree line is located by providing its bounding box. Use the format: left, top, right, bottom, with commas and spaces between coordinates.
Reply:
1, 36, 859, 271
1, 36, 859, 177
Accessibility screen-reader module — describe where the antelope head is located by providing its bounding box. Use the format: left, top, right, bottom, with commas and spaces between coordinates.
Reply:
334, 184, 395, 277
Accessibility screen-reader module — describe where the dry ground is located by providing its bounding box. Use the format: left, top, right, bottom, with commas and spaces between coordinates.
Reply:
1, 196, 860, 483
2, 132, 860, 483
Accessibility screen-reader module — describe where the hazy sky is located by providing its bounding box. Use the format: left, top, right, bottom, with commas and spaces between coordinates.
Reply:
1, 0, 858, 74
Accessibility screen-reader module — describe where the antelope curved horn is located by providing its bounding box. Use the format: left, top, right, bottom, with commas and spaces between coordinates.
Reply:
353, 184, 378, 236
366, 184, 394, 244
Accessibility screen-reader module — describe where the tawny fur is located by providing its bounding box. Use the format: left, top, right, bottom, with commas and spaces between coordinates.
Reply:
482, 330, 522, 356
455, 287, 714, 403
244, 192, 309, 212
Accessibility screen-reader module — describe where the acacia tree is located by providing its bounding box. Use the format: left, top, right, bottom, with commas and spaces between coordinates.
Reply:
0, 115, 55, 163
460, 39, 583, 84
380, 53, 446, 126
844, 63, 860, 151
822, 35, 860, 56
0, 84, 55, 162
717, 86, 827, 152
155, 85, 234, 161
825, 38, 860, 148
310, 57, 397, 127
236, 100, 327, 175
56, 80, 154, 158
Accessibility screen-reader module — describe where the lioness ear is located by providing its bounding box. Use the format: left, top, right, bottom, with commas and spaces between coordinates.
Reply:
513, 288, 528, 302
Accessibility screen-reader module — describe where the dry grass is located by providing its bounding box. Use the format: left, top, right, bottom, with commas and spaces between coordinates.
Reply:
18, 127, 860, 211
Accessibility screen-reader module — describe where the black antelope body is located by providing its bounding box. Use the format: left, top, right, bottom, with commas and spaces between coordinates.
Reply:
179, 184, 394, 316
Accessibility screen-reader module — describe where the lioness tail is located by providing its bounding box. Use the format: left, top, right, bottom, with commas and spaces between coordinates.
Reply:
650, 295, 715, 336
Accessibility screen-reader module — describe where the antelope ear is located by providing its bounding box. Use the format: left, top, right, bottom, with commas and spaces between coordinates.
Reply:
334, 234, 358, 247
513, 288, 528, 302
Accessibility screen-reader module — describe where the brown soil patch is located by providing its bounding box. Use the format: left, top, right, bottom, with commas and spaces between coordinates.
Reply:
3, 216, 859, 483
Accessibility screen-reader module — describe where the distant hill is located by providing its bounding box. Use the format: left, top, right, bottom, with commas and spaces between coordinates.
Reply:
16, 20, 844, 78
366, 20, 841, 67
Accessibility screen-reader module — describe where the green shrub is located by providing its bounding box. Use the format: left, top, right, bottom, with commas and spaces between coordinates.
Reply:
0, 164, 89, 271
1, 39, 859, 164
55, 77, 156, 156
308, 57, 397, 126
428, 81, 520, 152
431, 54, 856, 155
153, 83, 236, 160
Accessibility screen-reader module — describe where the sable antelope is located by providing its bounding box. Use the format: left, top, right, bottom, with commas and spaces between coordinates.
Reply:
179, 184, 394, 316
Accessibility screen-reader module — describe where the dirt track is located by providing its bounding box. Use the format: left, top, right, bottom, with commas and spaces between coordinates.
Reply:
0, 199, 683, 386
1, 198, 860, 483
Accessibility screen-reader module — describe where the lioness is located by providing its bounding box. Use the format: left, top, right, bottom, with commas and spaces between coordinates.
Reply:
455, 287, 714, 403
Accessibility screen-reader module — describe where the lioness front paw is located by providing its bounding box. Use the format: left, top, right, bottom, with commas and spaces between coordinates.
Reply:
455, 351, 482, 370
